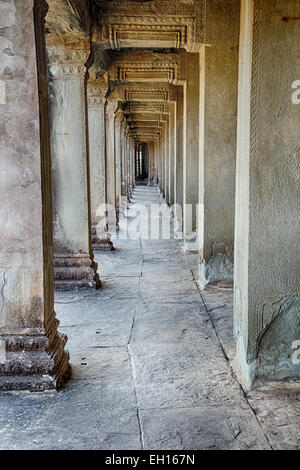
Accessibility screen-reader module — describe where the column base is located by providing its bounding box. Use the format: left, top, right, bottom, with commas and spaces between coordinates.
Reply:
0, 314, 71, 391
119, 195, 128, 216
198, 241, 234, 289
54, 253, 101, 290
92, 225, 114, 251
93, 237, 114, 251
232, 337, 257, 391
183, 231, 198, 252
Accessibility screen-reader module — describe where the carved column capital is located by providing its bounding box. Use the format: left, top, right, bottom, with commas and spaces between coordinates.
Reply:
106, 99, 118, 120
47, 39, 90, 80
87, 77, 108, 106
115, 110, 124, 125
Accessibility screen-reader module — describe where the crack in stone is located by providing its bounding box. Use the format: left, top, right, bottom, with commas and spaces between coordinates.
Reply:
0, 271, 6, 316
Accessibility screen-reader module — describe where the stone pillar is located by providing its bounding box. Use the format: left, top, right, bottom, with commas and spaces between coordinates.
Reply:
115, 110, 123, 219
149, 141, 156, 185
131, 140, 136, 191
164, 116, 170, 205
126, 130, 132, 199
47, 43, 100, 290
161, 126, 166, 197
120, 118, 128, 211
169, 102, 176, 207
121, 120, 126, 195
233, 0, 300, 389
105, 99, 118, 231
198, 0, 240, 287
48, 44, 100, 290
158, 135, 163, 190
175, 86, 184, 233
87, 85, 113, 251
183, 53, 200, 250
153, 139, 159, 185
0, 0, 70, 390
125, 126, 130, 199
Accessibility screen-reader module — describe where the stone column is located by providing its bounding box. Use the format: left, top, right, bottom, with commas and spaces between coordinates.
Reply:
158, 135, 163, 190
233, 0, 300, 388
105, 99, 118, 231
183, 53, 200, 250
152, 139, 159, 186
149, 141, 155, 185
164, 116, 170, 205
131, 140, 136, 191
169, 102, 176, 208
115, 110, 123, 219
87, 85, 113, 251
48, 45, 100, 290
175, 86, 184, 233
126, 130, 132, 199
125, 126, 130, 199
0, 0, 70, 390
161, 126, 166, 197
120, 118, 128, 211
128, 135, 135, 196
121, 120, 126, 195
198, 0, 240, 288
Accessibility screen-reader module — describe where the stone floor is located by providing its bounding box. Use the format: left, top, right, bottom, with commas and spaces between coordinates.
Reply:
0, 186, 299, 450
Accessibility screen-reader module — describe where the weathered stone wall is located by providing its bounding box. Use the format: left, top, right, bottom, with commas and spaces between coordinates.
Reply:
234, 0, 300, 387
198, 0, 240, 286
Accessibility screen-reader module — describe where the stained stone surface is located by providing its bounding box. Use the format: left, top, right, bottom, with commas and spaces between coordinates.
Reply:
0, 186, 298, 450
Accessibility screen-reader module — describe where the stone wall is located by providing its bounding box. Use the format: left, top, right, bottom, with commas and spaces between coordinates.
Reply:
233, 0, 300, 387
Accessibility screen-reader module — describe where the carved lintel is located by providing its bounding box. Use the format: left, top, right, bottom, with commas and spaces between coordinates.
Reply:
94, 13, 199, 52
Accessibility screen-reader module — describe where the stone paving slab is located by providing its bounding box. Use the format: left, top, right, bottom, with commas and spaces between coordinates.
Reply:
58, 300, 135, 347
68, 346, 133, 383
130, 342, 248, 411
140, 405, 270, 450
57, 296, 136, 327
0, 379, 141, 450
131, 307, 211, 345
0, 185, 298, 450
0, 430, 141, 451
246, 385, 300, 450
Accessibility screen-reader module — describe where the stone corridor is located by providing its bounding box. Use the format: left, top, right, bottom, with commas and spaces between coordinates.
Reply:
0, 186, 298, 450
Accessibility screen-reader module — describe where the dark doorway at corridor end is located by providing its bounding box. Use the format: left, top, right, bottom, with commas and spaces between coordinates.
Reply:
135, 142, 149, 184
